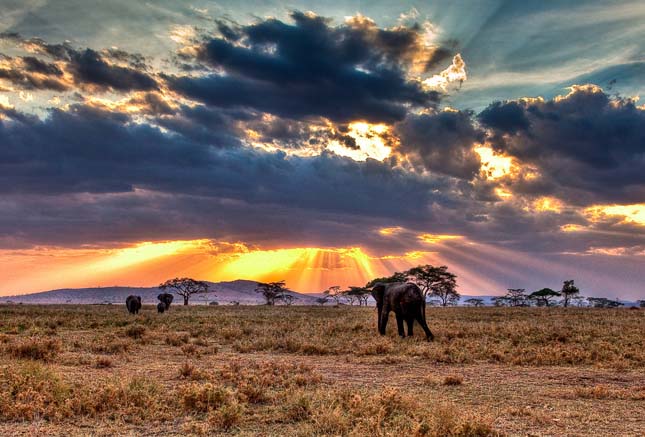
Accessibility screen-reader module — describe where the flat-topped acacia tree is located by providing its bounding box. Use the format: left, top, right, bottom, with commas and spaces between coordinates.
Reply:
159, 277, 209, 305
255, 280, 288, 305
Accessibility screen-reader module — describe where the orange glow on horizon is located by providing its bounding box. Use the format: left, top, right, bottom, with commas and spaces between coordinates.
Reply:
0, 240, 446, 296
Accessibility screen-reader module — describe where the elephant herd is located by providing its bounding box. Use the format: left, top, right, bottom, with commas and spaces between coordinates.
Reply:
125, 293, 173, 314
124, 282, 435, 341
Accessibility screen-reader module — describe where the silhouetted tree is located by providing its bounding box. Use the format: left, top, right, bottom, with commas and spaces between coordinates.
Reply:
587, 297, 624, 308
282, 294, 297, 306
159, 277, 209, 305
465, 298, 485, 307
365, 272, 407, 288
315, 296, 329, 306
504, 288, 529, 307
529, 288, 561, 307
345, 286, 371, 306
255, 281, 288, 306
571, 295, 587, 307
639, 300, 645, 308
324, 285, 344, 306
561, 280, 580, 307
406, 265, 459, 306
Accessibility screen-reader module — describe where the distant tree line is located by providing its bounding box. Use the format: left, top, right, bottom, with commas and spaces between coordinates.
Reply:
492, 280, 627, 308
155, 272, 636, 309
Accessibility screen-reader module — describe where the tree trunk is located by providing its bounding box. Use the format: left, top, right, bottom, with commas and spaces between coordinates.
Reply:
183, 296, 189, 305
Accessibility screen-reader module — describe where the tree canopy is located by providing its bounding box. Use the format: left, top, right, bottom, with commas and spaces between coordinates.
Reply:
560, 280, 580, 307
159, 277, 209, 305
528, 288, 561, 307
255, 281, 288, 306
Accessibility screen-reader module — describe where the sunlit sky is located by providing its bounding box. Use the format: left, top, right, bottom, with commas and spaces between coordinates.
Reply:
0, 1, 644, 298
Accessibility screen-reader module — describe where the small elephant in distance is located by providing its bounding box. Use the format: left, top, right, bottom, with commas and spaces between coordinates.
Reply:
371, 282, 434, 341
126, 295, 142, 314
157, 292, 173, 310
157, 302, 165, 313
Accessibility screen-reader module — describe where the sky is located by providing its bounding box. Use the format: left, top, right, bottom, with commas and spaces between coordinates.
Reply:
0, 0, 644, 298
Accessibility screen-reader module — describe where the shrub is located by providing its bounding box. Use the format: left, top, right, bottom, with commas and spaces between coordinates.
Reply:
95, 356, 114, 369
166, 332, 190, 346
5, 337, 61, 362
124, 325, 146, 339
181, 383, 233, 412
208, 401, 244, 431
443, 375, 464, 386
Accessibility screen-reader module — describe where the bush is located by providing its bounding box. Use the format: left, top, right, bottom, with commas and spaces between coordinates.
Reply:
124, 325, 146, 339
443, 375, 464, 386
5, 337, 61, 362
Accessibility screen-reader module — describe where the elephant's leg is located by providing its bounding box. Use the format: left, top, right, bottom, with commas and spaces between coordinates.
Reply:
376, 304, 383, 334
415, 307, 434, 341
406, 316, 414, 337
379, 306, 389, 335
395, 313, 405, 338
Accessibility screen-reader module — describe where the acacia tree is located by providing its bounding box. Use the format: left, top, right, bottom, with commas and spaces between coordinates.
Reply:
464, 298, 485, 307
560, 280, 580, 307
324, 285, 344, 306
255, 281, 287, 305
529, 288, 561, 307
315, 296, 330, 306
345, 286, 371, 306
504, 288, 528, 307
588, 297, 624, 308
407, 265, 459, 306
159, 277, 209, 306
365, 272, 407, 288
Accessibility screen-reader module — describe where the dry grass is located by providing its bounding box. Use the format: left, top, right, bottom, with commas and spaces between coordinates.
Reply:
0, 304, 643, 436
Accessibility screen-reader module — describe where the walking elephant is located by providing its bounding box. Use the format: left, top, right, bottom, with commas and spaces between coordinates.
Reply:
371, 282, 434, 341
126, 295, 142, 314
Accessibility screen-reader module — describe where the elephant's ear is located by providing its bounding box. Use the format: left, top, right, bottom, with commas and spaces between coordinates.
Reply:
371, 283, 386, 304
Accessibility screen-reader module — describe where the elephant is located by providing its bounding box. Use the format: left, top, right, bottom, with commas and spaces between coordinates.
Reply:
371, 282, 434, 341
157, 302, 165, 313
157, 293, 174, 310
126, 295, 142, 314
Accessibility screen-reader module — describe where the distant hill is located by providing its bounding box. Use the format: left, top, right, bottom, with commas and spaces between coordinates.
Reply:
2, 284, 638, 307
1, 280, 318, 305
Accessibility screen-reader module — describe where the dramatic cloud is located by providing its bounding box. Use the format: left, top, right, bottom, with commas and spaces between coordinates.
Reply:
479, 85, 645, 205
168, 11, 443, 123
0, 33, 157, 92
0, 102, 458, 249
0, 5, 643, 298
395, 109, 483, 179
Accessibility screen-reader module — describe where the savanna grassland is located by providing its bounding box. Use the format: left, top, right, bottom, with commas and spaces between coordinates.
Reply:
0, 305, 643, 436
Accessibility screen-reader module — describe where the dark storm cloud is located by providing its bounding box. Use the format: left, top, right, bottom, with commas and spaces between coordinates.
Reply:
21, 56, 64, 76
0, 54, 69, 91
478, 101, 529, 134
395, 110, 484, 179
0, 103, 455, 248
67, 49, 157, 91
168, 11, 441, 122
0, 33, 157, 92
479, 86, 645, 205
